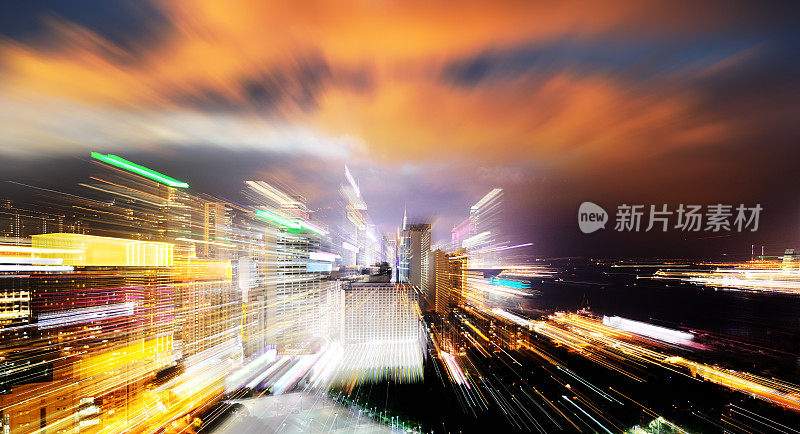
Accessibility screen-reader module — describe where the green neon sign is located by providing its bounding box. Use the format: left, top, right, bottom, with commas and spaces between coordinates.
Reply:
254, 209, 327, 236
299, 221, 327, 236
254, 209, 302, 230
90, 152, 189, 188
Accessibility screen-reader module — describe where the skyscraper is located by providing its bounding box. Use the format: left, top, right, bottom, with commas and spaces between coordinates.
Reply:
336, 282, 425, 386
451, 218, 470, 252
465, 188, 506, 268
401, 223, 432, 302
433, 249, 467, 315
245, 181, 332, 355
339, 166, 379, 268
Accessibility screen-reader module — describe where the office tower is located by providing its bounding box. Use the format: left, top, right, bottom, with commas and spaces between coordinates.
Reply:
339, 166, 380, 268
433, 250, 467, 315
401, 224, 432, 302
245, 181, 331, 355
1, 233, 177, 432
231, 212, 270, 358
263, 225, 325, 354
336, 282, 425, 386
166, 196, 241, 361
451, 218, 470, 252
465, 188, 506, 268
433, 249, 449, 315
0, 157, 258, 432
361, 223, 380, 266
398, 225, 410, 283
379, 233, 396, 267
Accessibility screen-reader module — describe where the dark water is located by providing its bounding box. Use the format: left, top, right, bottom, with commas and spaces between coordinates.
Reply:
510, 261, 800, 377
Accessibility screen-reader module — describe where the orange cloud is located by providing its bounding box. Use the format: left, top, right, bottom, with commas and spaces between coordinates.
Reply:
313, 70, 730, 172
0, 0, 757, 105
0, 0, 760, 171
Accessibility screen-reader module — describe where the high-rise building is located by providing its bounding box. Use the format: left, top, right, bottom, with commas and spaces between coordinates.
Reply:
401, 223, 432, 302
398, 211, 410, 283
0, 156, 348, 432
465, 188, 506, 268
0, 233, 177, 432
245, 181, 332, 355
451, 218, 470, 252
336, 282, 425, 385
380, 233, 397, 268
433, 249, 449, 315
433, 249, 467, 315
338, 166, 380, 269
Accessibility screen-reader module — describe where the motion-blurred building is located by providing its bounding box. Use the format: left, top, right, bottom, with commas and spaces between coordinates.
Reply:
244, 181, 335, 355
400, 223, 432, 302
338, 166, 380, 269
0, 154, 345, 433
380, 233, 397, 270
450, 218, 470, 252
433, 249, 467, 315
335, 282, 425, 386
465, 188, 506, 268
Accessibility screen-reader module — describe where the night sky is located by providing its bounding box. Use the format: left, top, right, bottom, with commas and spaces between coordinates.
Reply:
1, 1, 799, 258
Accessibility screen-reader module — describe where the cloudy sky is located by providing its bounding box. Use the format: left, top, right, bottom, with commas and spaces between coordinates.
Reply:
1, 1, 799, 257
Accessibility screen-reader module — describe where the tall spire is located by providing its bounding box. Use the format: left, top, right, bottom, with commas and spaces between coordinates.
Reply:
402, 205, 407, 230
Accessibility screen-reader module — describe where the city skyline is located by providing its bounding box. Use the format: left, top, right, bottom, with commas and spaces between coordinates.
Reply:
1, 1, 800, 258
2, 2, 800, 433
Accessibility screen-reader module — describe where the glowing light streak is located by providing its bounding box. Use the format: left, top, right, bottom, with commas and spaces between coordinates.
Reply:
491, 308, 534, 327
90, 152, 188, 188
225, 349, 278, 392
489, 277, 530, 289
602, 316, 694, 346
463, 319, 490, 341
0, 265, 74, 272
309, 251, 340, 262
254, 208, 301, 229
37, 303, 136, 329
174, 237, 237, 248
245, 356, 291, 390
273, 355, 318, 394
245, 180, 300, 205
440, 352, 470, 387
0, 256, 63, 264
31, 233, 173, 267
472, 242, 534, 254
345, 165, 360, 197
342, 241, 359, 253
471, 188, 503, 211
300, 221, 328, 236
307, 262, 333, 272
0, 245, 83, 254
462, 231, 490, 249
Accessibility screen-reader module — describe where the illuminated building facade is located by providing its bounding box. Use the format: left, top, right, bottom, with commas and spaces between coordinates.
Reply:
337, 283, 425, 385
0, 236, 177, 433
433, 249, 467, 315
245, 181, 334, 355
466, 188, 506, 268
380, 233, 397, 273
450, 218, 470, 252
398, 225, 410, 283
400, 224, 432, 302
339, 166, 380, 268
0, 154, 345, 432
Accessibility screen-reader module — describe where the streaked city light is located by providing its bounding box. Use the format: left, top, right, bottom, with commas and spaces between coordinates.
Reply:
90, 152, 189, 188
1, 2, 799, 433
